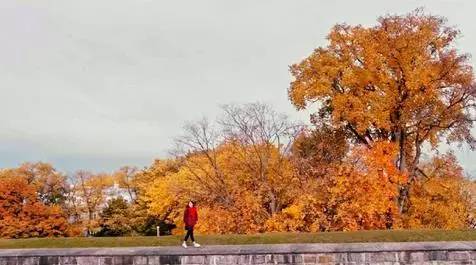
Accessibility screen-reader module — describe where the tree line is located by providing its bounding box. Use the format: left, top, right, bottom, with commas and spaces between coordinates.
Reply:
1, 10, 476, 237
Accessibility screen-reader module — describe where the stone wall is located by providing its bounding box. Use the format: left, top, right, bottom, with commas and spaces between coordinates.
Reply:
0, 241, 475, 265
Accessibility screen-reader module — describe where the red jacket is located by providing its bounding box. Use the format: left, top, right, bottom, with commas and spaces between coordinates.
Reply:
184, 206, 198, 227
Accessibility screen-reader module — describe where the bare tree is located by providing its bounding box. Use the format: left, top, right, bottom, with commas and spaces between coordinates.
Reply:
218, 103, 302, 214
115, 166, 138, 203
171, 118, 233, 206
67, 171, 112, 236
171, 103, 303, 217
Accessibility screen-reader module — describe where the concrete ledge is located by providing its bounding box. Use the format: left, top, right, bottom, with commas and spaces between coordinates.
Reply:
1, 241, 475, 264
0, 241, 475, 256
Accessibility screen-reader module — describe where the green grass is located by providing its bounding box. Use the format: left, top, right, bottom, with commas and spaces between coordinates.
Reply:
0, 230, 475, 249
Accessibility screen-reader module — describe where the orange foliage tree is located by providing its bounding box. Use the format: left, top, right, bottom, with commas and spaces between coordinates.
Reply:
288, 9, 475, 213
404, 153, 472, 229
2, 162, 67, 205
291, 125, 348, 181
268, 142, 406, 232
325, 142, 407, 230
0, 175, 68, 238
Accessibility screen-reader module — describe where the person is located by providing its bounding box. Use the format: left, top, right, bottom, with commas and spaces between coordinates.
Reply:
182, 200, 200, 248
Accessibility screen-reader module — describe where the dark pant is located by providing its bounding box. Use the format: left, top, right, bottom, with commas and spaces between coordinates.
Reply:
184, 226, 195, 242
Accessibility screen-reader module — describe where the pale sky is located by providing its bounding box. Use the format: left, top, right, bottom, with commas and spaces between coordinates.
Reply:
0, 0, 475, 175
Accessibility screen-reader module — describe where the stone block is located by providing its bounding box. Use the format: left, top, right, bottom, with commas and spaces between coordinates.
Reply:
448, 251, 470, 261
333, 253, 347, 263
17, 257, 38, 265
75, 257, 99, 265
203, 255, 215, 265
237, 255, 252, 264
132, 257, 147, 265
409, 251, 428, 262
251, 255, 266, 264
0, 257, 17, 265
122, 257, 133, 265
40, 257, 59, 265
264, 254, 273, 264
271, 254, 284, 264
370, 252, 398, 262
316, 254, 334, 264
291, 254, 303, 264
428, 251, 447, 261
272, 254, 298, 264
98, 257, 113, 265
448, 261, 473, 265
395, 251, 410, 263
302, 254, 316, 264
158, 256, 181, 265
347, 253, 365, 263
183, 256, 205, 264
204, 255, 238, 265
59, 257, 78, 265
145, 256, 160, 265
112, 256, 124, 265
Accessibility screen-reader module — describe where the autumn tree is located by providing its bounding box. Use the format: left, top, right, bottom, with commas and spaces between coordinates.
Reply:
324, 142, 407, 230
267, 142, 406, 232
67, 171, 113, 236
150, 142, 295, 234
219, 103, 301, 215
163, 119, 271, 233
3, 162, 68, 206
144, 103, 300, 233
291, 125, 348, 180
464, 179, 476, 228
97, 197, 133, 236
136, 159, 181, 235
404, 153, 472, 229
114, 166, 138, 203
0, 175, 68, 238
171, 118, 234, 209
260, 126, 349, 232
288, 9, 475, 213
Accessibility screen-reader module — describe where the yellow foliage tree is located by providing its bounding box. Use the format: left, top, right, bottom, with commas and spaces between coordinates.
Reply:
145, 142, 295, 234
67, 171, 114, 235
144, 104, 299, 234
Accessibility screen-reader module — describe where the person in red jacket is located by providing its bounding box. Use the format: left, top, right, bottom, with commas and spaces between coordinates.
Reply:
182, 200, 200, 248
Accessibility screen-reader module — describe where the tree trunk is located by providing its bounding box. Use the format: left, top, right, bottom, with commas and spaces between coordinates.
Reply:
397, 128, 409, 214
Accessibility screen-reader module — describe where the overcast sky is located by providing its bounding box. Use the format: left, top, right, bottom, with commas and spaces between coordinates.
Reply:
0, 0, 475, 175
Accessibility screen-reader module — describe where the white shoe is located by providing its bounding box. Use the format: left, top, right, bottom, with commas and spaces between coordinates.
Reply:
193, 242, 201, 248
182, 241, 188, 248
